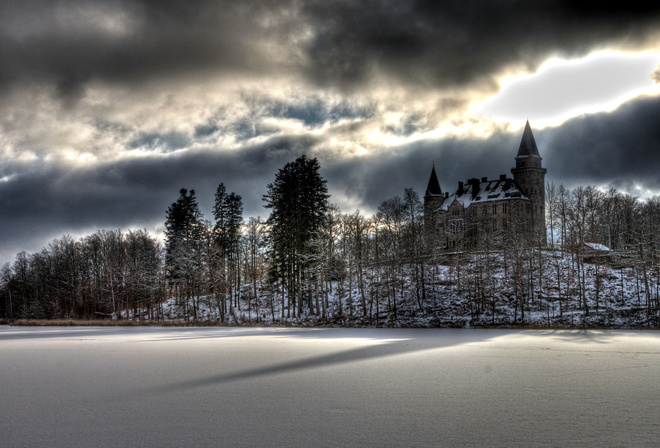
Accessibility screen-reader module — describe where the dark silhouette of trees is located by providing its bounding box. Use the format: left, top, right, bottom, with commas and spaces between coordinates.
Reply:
164, 188, 205, 319
0, 230, 163, 320
263, 155, 330, 317
6, 159, 660, 327
212, 183, 243, 319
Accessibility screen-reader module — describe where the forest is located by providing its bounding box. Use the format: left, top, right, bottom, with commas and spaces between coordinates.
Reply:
2, 155, 660, 328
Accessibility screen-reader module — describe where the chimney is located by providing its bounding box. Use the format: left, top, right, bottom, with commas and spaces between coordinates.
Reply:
468, 178, 480, 189
468, 178, 480, 198
500, 174, 506, 181
458, 181, 464, 195
481, 177, 487, 182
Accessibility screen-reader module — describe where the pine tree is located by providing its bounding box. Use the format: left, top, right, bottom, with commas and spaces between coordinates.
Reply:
212, 183, 243, 316
213, 184, 243, 259
263, 155, 330, 317
164, 188, 204, 314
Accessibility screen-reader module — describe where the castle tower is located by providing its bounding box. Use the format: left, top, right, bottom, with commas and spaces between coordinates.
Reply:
424, 165, 444, 234
511, 120, 547, 244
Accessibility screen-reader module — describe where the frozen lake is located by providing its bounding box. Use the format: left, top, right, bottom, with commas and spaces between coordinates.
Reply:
1, 326, 659, 447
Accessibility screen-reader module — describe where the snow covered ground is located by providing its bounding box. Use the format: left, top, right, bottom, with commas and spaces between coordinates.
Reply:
124, 249, 660, 329
1, 326, 659, 447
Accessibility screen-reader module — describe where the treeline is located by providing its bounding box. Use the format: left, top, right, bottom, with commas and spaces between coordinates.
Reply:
543, 184, 660, 317
546, 183, 660, 254
0, 230, 164, 320
2, 156, 660, 324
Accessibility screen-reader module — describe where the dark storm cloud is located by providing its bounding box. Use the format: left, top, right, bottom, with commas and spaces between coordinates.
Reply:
55, 72, 90, 109
542, 95, 660, 191
302, 1, 660, 89
0, 0, 283, 97
1, 0, 659, 97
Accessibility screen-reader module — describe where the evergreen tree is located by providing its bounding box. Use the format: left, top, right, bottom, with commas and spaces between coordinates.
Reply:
164, 188, 204, 312
212, 183, 243, 315
263, 155, 330, 317
213, 184, 243, 259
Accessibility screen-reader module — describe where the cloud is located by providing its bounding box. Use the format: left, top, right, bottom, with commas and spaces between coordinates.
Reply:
0, 137, 309, 264
3, 0, 660, 266
301, 1, 660, 91
0, 0, 292, 96
1, 0, 659, 101
542, 94, 660, 192
652, 65, 660, 84
3, 93, 660, 265
474, 51, 660, 127
55, 72, 91, 109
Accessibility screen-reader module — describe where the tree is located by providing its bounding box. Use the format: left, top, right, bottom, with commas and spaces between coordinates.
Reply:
244, 216, 267, 321
263, 155, 330, 317
402, 188, 425, 316
212, 183, 243, 318
344, 210, 370, 319
213, 184, 243, 260
124, 229, 164, 320
0, 263, 12, 318
376, 195, 405, 320
164, 188, 204, 318
546, 182, 559, 247
317, 205, 344, 319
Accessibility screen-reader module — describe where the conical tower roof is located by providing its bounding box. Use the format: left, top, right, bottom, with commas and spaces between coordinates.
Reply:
426, 165, 442, 196
516, 120, 541, 159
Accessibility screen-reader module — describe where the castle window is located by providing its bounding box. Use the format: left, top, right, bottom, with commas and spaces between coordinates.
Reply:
492, 204, 497, 214
482, 207, 487, 216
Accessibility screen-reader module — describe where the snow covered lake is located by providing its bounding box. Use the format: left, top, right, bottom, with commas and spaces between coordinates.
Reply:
1, 326, 659, 447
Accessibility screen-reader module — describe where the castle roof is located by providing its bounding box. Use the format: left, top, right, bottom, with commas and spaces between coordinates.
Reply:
516, 120, 541, 159
435, 177, 528, 212
425, 165, 442, 196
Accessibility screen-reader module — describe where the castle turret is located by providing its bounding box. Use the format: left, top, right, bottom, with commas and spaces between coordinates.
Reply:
511, 120, 547, 244
425, 165, 442, 197
424, 165, 444, 234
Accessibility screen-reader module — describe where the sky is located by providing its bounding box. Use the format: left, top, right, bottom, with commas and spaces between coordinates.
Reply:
2, 0, 660, 265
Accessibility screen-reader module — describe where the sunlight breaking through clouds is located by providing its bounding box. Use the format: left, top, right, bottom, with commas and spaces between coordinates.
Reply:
3, 0, 660, 266
474, 51, 660, 128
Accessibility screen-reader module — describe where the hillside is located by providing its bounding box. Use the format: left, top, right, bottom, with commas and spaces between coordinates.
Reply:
130, 249, 659, 329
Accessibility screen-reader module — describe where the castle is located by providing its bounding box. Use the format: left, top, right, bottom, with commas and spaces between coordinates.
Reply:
424, 121, 547, 250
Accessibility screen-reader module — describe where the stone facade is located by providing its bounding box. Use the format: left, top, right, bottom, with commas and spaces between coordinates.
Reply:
424, 121, 547, 250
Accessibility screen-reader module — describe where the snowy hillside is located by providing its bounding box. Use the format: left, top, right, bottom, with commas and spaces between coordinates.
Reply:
122, 249, 660, 329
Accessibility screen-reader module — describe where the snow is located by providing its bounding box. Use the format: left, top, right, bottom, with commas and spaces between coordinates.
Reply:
121, 249, 660, 330
1, 326, 659, 447
584, 242, 611, 251
438, 178, 528, 212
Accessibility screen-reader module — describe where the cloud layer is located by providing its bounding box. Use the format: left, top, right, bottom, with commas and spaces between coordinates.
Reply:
2, 0, 660, 264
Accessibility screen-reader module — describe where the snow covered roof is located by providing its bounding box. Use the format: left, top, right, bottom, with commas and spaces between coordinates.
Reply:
436, 177, 528, 212
584, 242, 611, 252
